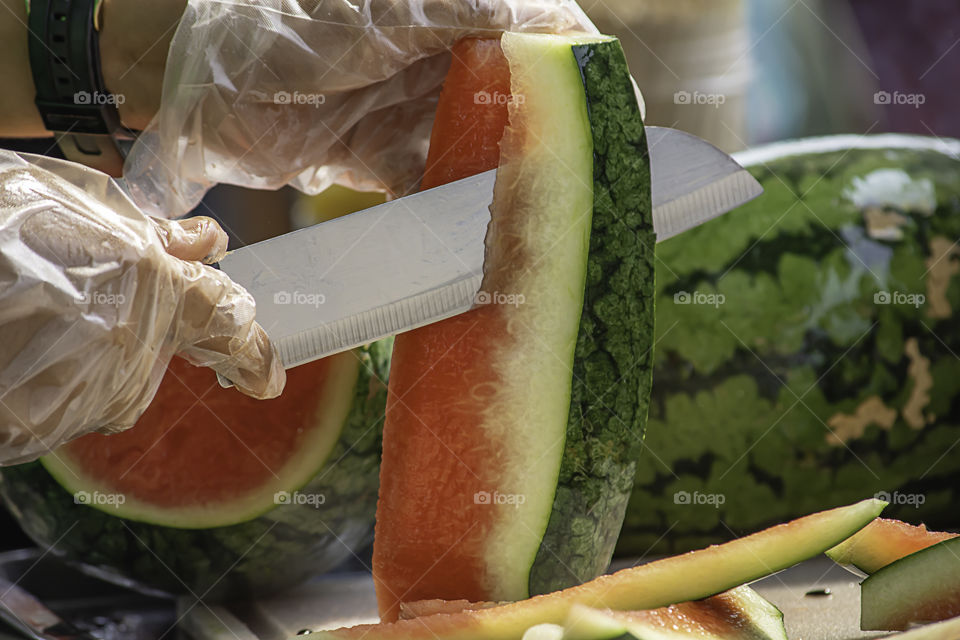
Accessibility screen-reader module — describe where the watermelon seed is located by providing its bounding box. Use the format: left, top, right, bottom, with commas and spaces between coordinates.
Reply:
804, 588, 831, 597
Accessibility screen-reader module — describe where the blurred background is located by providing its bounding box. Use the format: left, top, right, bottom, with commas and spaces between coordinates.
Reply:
0, 0, 958, 551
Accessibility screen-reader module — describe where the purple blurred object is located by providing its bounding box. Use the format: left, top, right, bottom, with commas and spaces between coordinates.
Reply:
849, 0, 960, 138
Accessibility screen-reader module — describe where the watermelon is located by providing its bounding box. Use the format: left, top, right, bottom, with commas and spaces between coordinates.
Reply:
317, 500, 884, 640
0, 336, 391, 598
873, 615, 960, 640
559, 586, 787, 640
826, 517, 957, 574
620, 135, 960, 555
861, 536, 960, 630
397, 585, 788, 640
373, 33, 655, 620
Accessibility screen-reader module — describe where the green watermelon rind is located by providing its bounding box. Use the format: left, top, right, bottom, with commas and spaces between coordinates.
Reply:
620, 134, 960, 555
528, 39, 655, 595
860, 535, 960, 630
0, 340, 391, 599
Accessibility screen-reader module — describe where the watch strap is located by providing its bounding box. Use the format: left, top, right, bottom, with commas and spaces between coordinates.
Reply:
27, 0, 132, 176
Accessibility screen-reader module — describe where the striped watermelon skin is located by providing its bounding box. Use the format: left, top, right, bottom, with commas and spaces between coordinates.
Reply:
619, 136, 960, 555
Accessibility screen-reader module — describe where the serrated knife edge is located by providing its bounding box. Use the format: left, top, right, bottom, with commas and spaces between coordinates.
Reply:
273, 274, 482, 369
652, 169, 761, 241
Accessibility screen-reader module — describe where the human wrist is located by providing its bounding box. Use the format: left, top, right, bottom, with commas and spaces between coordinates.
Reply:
99, 0, 187, 131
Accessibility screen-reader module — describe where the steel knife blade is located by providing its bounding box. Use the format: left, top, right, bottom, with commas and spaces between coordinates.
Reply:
217, 126, 762, 377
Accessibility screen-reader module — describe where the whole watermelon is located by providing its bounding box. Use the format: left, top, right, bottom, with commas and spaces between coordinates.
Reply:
620, 135, 960, 555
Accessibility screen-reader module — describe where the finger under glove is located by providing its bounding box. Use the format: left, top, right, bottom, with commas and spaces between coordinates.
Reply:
151, 215, 229, 263
150, 215, 285, 398
0, 150, 286, 463
171, 259, 286, 400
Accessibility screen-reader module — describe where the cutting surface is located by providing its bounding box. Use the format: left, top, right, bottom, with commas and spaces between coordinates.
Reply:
229, 558, 891, 640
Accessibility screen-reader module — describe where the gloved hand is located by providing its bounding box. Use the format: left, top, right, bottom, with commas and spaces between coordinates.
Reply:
123, 0, 596, 217
0, 151, 284, 465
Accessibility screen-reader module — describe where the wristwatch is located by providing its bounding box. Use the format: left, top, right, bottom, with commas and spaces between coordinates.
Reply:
26, 0, 135, 177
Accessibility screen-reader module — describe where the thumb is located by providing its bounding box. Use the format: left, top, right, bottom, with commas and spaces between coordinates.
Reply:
171, 258, 285, 399
152, 216, 229, 264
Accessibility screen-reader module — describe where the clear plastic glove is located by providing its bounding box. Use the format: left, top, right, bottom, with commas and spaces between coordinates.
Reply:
0, 151, 284, 465
123, 0, 596, 217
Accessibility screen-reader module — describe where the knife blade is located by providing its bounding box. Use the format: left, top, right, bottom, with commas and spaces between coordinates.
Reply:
217, 126, 762, 376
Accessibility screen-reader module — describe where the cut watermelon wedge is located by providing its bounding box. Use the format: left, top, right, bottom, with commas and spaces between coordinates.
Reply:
826, 517, 957, 575
861, 536, 960, 630
318, 500, 885, 640
876, 615, 960, 640
1, 339, 391, 597
0, 184, 393, 598
400, 600, 502, 620
560, 586, 786, 640
40, 353, 359, 528
374, 31, 655, 620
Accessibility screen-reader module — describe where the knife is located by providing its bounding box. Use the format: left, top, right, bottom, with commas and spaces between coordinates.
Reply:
216, 127, 762, 380
0, 576, 97, 640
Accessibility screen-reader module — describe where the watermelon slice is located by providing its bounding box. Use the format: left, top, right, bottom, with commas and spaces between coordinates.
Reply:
0, 341, 390, 597
826, 517, 957, 575
40, 353, 361, 528
559, 586, 786, 640
374, 32, 655, 620
861, 536, 960, 630
874, 615, 960, 640
401, 600, 502, 619
317, 499, 885, 639
397, 587, 787, 640
0, 181, 394, 597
